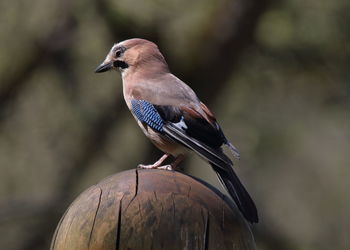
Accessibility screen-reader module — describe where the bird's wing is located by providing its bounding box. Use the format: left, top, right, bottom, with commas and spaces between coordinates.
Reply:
129, 73, 239, 157
130, 98, 258, 223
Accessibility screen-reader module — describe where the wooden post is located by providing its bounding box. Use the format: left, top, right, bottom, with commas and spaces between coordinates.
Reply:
51, 169, 256, 250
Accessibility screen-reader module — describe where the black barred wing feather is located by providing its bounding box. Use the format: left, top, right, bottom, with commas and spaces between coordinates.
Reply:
131, 99, 164, 132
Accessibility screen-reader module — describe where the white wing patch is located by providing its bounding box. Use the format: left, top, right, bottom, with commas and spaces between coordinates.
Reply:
173, 117, 187, 130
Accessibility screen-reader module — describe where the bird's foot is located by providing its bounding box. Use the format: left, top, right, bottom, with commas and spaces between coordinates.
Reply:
137, 154, 184, 171
137, 164, 152, 169
137, 164, 173, 171
137, 153, 170, 170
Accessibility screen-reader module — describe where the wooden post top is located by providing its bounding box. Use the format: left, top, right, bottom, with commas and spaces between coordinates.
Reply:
51, 169, 256, 250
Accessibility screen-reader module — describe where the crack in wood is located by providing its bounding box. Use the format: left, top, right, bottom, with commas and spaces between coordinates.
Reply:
125, 169, 139, 211
187, 185, 192, 198
115, 199, 122, 250
88, 187, 102, 249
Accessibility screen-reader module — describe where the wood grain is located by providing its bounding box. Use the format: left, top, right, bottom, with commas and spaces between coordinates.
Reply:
51, 169, 256, 250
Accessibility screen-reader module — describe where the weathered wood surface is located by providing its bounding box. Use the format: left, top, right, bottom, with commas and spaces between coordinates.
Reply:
51, 169, 256, 250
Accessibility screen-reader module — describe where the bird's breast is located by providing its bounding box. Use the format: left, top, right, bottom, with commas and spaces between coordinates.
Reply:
135, 120, 187, 156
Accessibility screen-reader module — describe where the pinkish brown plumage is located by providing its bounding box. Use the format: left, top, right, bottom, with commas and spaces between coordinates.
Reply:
95, 38, 258, 223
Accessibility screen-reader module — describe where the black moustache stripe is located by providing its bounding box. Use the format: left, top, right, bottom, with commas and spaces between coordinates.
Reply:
114, 60, 129, 69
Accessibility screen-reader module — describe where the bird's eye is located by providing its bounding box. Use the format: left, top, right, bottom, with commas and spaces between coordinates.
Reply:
115, 50, 122, 57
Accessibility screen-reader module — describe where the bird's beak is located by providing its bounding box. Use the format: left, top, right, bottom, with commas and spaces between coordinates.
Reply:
95, 61, 113, 73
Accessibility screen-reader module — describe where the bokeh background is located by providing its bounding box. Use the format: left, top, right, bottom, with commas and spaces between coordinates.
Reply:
0, 0, 349, 249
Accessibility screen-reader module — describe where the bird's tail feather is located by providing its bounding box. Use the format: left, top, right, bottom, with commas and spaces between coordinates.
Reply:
226, 141, 241, 160
211, 163, 258, 223
163, 124, 258, 223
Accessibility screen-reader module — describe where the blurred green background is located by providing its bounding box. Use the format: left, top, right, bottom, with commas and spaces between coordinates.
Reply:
0, 0, 349, 249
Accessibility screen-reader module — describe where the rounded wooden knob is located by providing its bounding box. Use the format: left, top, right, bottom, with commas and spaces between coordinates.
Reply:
51, 169, 256, 250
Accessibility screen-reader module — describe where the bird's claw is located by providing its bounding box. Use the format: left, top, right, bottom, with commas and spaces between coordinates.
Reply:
156, 165, 173, 171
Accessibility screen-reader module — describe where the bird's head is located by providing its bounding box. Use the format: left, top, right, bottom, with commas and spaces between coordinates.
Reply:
95, 38, 169, 76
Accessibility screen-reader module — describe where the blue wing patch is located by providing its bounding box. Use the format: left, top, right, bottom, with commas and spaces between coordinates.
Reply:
131, 100, 164, 132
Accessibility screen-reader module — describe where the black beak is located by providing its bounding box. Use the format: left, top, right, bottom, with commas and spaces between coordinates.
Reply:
95, 62, 113, 73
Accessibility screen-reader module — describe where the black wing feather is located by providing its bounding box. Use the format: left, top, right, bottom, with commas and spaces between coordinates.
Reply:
153, 104, 258, 223
163, 124, 232, 171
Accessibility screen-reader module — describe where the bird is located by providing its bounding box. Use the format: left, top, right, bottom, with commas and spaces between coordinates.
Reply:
95, 38, 258, 223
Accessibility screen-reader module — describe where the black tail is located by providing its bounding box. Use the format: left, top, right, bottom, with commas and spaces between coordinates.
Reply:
211, 163, 258, 223
163, 124, 258, 223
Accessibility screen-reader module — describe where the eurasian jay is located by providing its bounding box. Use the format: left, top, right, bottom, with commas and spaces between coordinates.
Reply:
95, 38, 258, 223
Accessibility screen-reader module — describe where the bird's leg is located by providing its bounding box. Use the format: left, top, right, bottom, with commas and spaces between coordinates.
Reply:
157, 154, 185, 171
138, 153, 170, 169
